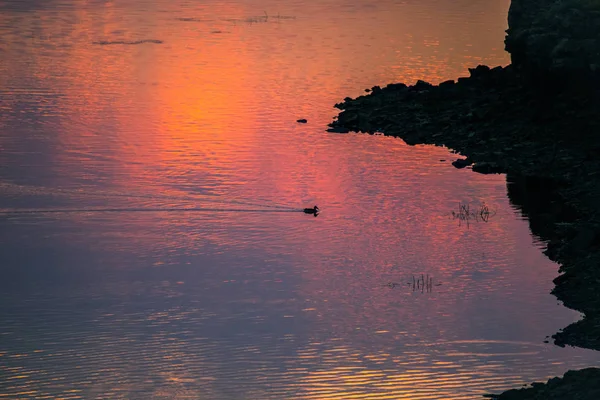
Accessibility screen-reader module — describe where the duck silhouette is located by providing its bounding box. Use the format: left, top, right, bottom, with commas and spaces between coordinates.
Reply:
303, 205, 319, 216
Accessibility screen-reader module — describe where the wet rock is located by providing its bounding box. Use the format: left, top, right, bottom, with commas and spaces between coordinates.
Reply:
451, 158, 472, 169
468, 65, 491, 79
410, 80, 433, 92
385, 83, 407, 91
490, 65, 504, 75
326, 126, 349, 133
485, 368, 600, 399
472, 162, 505, 174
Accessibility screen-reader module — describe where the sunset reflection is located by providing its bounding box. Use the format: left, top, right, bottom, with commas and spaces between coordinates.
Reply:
2, 1, 597, 400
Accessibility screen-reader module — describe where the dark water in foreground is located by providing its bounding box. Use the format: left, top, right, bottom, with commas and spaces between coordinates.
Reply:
1, 0, 599, 399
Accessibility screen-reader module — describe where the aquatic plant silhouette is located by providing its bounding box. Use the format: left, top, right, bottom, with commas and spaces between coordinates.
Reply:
412, 274, 434, 293
385, 274, 439, 292
452, 202, 496, 227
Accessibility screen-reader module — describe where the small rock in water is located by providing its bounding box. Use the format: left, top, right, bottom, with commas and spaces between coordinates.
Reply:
296, 119, 307, 123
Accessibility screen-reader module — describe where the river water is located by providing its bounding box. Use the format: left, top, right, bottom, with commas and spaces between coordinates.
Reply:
1, 0, 599, 399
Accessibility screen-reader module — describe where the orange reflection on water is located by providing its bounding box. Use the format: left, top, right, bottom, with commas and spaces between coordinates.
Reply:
3, 1, 577, 399
291, 343, 521, 399
1, 0, 511, 195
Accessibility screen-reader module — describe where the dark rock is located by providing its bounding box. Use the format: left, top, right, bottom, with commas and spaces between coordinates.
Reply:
410, 80, 433, 92
385, 83, 407, 91
326, 126, 350, 133
472, 162, 505, 174
505, 0, 600, 84
439, 79, 455, 87
296, 119, 308, 123
468, 65, 491, 79
452, 158, 472, 169
570, 227, 597, 252
485, 368, 600, 400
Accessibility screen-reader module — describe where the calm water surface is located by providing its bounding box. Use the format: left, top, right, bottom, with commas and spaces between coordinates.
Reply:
1, 0, 599, 399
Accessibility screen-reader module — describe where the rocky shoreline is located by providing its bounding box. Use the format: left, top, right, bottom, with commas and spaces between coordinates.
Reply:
484, 368, 600, 399
328, 51, 600, 400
